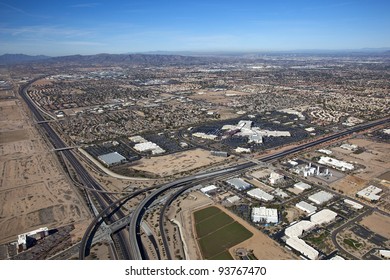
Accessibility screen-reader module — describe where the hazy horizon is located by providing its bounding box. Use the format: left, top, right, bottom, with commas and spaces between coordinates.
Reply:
1, 0, 390, 56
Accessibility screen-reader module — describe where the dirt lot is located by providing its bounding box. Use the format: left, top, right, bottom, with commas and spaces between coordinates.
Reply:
170, 192, 214, 260
0, 96, 90, 244
360, 212, 390, 239
216, 205, 298, 260
330, 175, 367, 196
131, 149, 230, 177
331, 139, 390, 181
191, 90, 252, 105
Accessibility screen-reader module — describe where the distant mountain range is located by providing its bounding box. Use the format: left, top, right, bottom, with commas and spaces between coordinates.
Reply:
0, 54, 51, 65
0, 53, 223, 66
1, 49, 389, 66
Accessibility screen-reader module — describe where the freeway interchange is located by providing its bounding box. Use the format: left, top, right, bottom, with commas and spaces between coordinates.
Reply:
19, 78, 389, 260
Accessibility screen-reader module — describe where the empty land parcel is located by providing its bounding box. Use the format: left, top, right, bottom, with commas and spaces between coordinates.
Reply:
0, 96, 90, 245
194, 206, 252, 259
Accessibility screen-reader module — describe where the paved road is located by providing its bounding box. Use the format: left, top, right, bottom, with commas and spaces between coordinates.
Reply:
20, 80, 131, 259
330, 208, 373, 260
128, 116, 389, 259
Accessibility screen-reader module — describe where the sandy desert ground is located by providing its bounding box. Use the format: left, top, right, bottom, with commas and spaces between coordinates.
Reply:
0, 94, 90, 244
360, 212, 390, 239
131, 148, 229, 177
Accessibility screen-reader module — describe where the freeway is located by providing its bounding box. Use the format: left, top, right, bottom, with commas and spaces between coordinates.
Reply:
128, 116, 389, 260
19, 80, 131, 259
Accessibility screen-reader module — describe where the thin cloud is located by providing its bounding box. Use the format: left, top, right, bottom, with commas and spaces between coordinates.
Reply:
0, 25, 94, 38
0, 2, 49, 18
70, 3, 100, 8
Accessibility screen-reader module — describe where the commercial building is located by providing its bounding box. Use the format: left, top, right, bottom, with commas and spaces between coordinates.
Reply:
226, 178, 251, 191
200, 185, 218, 195
134, 142, 165, 155
284, 209, 337, 260
344, 199, 363, 210
247, 188, 274, 202
17, 227, 49, 250
192, 132, 218, 140
308, 191, 334, 205
356, 185, 382, 202
226, 195, 240, 204
251, 207, 278, 223
294, 182, 312, 191
296, 201, 317, 214
310, 209, 337, 225
379, 250, 390, 259
285, 220, 315, 238
286, 237, 319, 260
318, 156, 354, 171
269, 172, 284, 185
98, 152, 127, 167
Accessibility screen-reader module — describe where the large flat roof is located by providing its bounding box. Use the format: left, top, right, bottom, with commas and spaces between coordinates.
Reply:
308, 190, 334, 205
247, 188, 274, 201
357, 185, 382, 201
310, 209, 337, 225
296, 201, 317, 214
98, 152, 126, 166
226, 178, 251, 190
200, 185, 218, 194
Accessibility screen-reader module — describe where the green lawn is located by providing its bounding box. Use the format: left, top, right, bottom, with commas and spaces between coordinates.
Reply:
195, 211, 234, 238
194, 206, 222, 222
194, 207, 253, 259
209, 251, 234, 260
343, 238, 363, 249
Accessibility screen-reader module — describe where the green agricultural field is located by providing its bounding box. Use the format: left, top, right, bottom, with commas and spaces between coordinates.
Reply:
209, 251, 234, 260
194, 206, 253, 259
195, 211, 234, 238
194, 206, 221, 222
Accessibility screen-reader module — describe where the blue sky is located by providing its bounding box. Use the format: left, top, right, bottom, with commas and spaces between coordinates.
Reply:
0, 0, 389, 55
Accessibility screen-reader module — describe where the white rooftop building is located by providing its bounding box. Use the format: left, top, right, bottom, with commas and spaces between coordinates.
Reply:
344, 199, 363, 210
357, 185, 382, 201
379, 250, 390, 259
284, 209, 337, 260
310, 209, 337, 225
98, 152, 126, 167
294, 182, 312, 191
251, 207, 278, 223
247, 188, 274, 202
285, 220, 315, 238
192, 132, 218, 140
286, 237, 319, 260
296, 201, 317, 214
17, 227, 49, 249
308, 191, 334, 205
318, 156, 354, 171
200, 185, 218, 194
226, 178, 251, 191
134, 142, 165, 155
269, 172, 284, 185
226, 195, 240, 204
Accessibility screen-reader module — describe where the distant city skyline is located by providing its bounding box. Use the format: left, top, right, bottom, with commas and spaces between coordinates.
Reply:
0, 0, 389, 56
